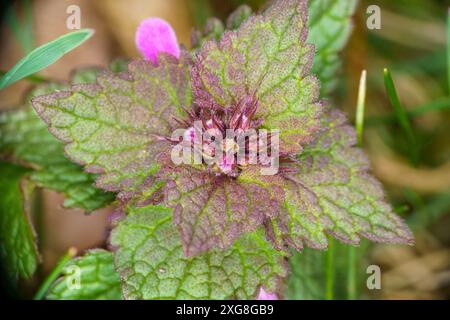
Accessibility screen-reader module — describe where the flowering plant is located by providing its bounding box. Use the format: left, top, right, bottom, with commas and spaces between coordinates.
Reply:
0, 0, 413, 300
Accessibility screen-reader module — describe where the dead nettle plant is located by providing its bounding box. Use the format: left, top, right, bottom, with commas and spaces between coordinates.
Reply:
0, 0, 413, 300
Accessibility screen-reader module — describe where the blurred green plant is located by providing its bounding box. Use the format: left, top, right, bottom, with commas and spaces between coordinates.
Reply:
383, 68, 419, 166
5, 0, 34, 54
0, 162, 39, 281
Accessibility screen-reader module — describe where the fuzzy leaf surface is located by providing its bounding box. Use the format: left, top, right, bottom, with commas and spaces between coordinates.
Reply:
47, 249, 122, 300
160, 165, 285, 256
110, 204, 287, 300
191, 0, 322, 153
0, 80, 114, 211
267, 110, 414, 250
31, 54, 191, 195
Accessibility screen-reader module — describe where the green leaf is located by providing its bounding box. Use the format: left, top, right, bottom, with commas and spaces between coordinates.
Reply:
110, 204, 287, 300
191, 0, 322, 154
267, 110, 413, 250
109, 58, 130, 73
0, 82, 114, 212
0, 29, 94, 90
308, 0, 358, 96
0, 161, 39, 280
32, 53, 192, 195
46, 249, 122, 300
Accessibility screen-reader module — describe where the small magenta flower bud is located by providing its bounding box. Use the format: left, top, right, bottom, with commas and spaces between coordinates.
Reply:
135, 17, 180, 65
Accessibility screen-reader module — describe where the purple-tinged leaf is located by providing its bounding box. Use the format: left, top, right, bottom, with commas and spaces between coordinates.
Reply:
32, 53, 192, 195
191, 0, 322, 153
157, 165, 285, 256
109, 204, 287, 299
266, 110, 414, 250
226, 5, 252, 30
1, 79, 114, 212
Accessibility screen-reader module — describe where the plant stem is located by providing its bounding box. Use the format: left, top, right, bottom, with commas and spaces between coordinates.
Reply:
325, 237, 334, 300
33, 247, 77, 300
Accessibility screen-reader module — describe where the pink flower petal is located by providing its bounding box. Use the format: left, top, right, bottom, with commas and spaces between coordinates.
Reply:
257, 287, 278, 300
135, 17, 180, 65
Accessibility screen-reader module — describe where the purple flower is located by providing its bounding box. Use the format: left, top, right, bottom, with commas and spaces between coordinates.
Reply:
135, 17, 180, 65
257, 287, 278, 300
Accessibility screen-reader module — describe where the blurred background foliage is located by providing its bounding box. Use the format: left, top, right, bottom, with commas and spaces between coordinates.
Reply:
0, 0, 450, 299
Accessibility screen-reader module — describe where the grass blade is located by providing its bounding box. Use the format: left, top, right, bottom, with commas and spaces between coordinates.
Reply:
0, 70, 47, 83
347, 70, 367, 300
366, 97, 450, 125
356, 70, 367, 146
0, 29, 94, 90
383, 68, 418, 166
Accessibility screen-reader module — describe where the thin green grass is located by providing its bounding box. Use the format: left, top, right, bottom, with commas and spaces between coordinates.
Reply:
0, 29, 94, 90
347, 70, 368, 300
366, 97, 450, 125
383, 68, 418, 166
356, 70, 367, 146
